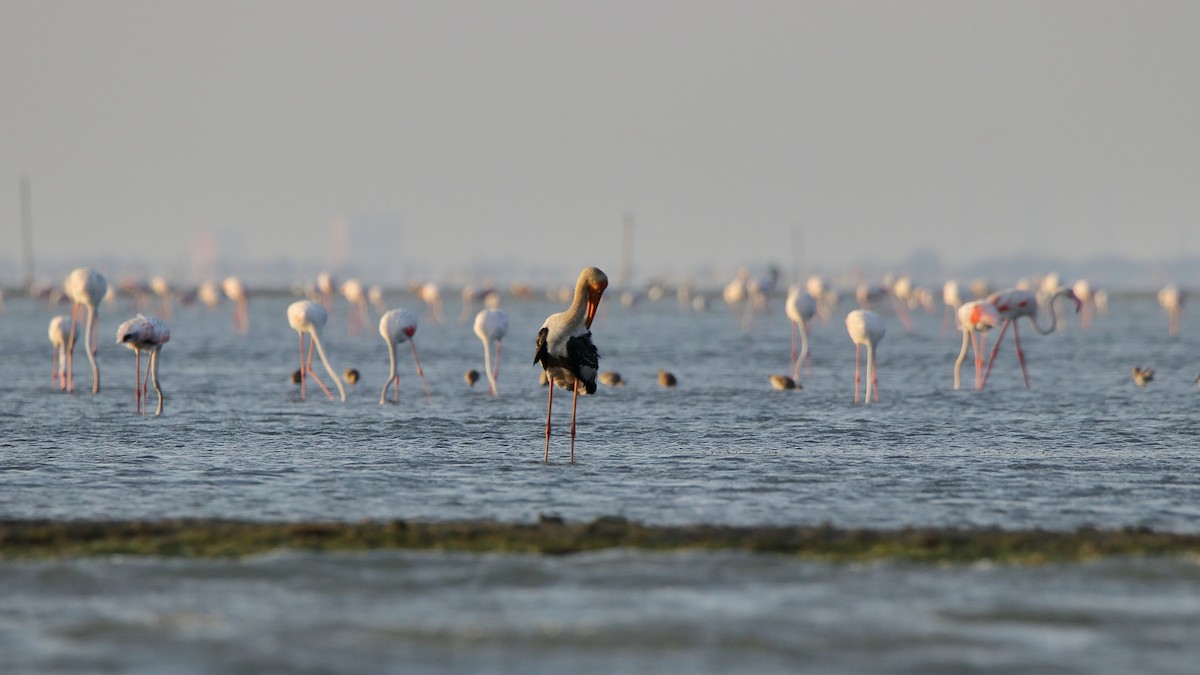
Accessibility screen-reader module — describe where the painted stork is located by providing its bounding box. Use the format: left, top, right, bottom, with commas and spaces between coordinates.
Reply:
533, 266, 608, 463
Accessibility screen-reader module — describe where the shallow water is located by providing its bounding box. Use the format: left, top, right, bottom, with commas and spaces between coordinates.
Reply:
2, 290, 1198, 672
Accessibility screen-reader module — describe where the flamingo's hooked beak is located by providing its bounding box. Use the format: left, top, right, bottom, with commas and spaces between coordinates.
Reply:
585, 280, 608, 330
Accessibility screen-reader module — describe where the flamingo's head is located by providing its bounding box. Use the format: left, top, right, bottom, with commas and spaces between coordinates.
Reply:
966, 301, 1000, 330
583, 267, 608, 329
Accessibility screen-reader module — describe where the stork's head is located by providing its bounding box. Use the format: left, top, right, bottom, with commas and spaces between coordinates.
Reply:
582, 267, 608, 329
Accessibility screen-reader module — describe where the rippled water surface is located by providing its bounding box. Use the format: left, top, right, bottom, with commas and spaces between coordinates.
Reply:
2, 291, 1198, 672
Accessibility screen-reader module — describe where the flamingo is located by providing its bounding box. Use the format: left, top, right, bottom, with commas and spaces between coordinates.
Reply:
63, 267, 108, 394
418, 282, 443, 323
785, 286, 817, 381
855, 283, 888, 310
846, 309, 885, 404
315, 272, 338, 310
48, 315, 69, 390
1073, 279, 1095, 329
534, 266, 608, 463
287, 300, 345, 402
1158, 284, 1184, 337
473, 308, 508, 396
982, 287, 1081, 388
341, 279, 368, 335
953, 300, 1001, 390
378, 308, 431, 404
941, 279, 963, 335
115, 314, 170, 416
222, 276, 249, 335
197, 280, 222, 308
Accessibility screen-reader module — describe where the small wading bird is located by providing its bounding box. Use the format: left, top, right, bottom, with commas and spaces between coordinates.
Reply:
474, 308, 509, 396
63, 267, 108, 394
534, 266, 608, 464
1132, 367, 1154, 387
287, 300, 346, 402
598, 371, 623, 386
846, 309, 885, 404
378, 308, 431, 404
954, 300, 1001, 390
658, 370, 678, 388
116, 314, 171, 415
464, 369, 481, 387
982, 287, 1081, 388
768, 374, 798, 390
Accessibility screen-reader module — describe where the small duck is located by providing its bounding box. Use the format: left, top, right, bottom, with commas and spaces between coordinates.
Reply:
658, 370, 677, 388
290, 369, 303, 385
768, 374, 799, 390
1132, 366, 1154, 387
343, 368, 360, 385
465, 369, 480, 387
598, 371, 624, 386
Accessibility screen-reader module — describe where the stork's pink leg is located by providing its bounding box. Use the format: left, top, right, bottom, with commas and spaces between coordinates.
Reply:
569, 379, 580, 464
544, 377, 554, 463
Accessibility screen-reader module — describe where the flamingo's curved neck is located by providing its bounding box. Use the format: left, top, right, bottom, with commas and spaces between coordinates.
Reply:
1029, 290, 1067, 336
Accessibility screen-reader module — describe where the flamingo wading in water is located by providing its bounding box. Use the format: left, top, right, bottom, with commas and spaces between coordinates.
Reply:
378, 308, 431, 404
534, 266, 608, 464
846, 309, 885, 404
785, 286, 817, 382
982, 287, 1081, 388
48, 315, 69, 389
287, 300, 345, 402
116, 314, 171, 415
953, 300, 1001, 390
474, 308, 509, 396
64, 267, 108, 394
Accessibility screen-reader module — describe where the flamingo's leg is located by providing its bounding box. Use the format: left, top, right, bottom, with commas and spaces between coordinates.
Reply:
297, 332, 307, 400
853, 344, 862, 403
982, 320, 1011, 386
1012, 322, 1031, 388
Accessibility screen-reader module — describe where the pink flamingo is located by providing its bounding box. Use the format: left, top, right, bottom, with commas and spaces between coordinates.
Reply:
63, 267, 108, 394
287, 300, 345, 402
785, 286, 816, 381
982, 287, 1081, 388
953, 300, 1001, 390
378, 308, 431, 404
222, 276, 249, 335
115, 314, 171, 415
1158, 284, 1184, 337
474, 308, 509, 396
845, 309, 885, 404
48, 315, 69, 390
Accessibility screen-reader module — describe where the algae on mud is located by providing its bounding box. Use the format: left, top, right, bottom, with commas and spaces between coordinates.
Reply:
3, 518, 1199, 563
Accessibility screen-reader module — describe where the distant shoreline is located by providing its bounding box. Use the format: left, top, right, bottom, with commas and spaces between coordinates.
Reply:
3, 518, 1198, 563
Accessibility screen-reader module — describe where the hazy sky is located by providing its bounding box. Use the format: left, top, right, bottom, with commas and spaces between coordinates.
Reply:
2, 1, 1198, 284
